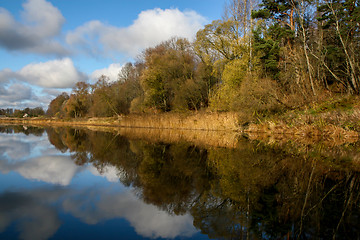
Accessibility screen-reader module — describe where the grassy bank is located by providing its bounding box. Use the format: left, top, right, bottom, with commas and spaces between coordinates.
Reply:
82, 126, 238, 148
0, 111, 239, 131
1, 96, 360, 143
244, 95, 360, 141
0, 113, 240, 148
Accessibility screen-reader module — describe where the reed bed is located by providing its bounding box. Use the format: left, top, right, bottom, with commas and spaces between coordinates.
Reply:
0, 112, 239, 131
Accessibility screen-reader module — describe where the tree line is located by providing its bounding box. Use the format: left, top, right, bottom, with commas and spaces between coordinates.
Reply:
0, 107, 45, 118
47, 0, 360, 120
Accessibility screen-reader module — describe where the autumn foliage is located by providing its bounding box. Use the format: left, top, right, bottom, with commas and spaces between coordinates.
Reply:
47, 0, 360, 122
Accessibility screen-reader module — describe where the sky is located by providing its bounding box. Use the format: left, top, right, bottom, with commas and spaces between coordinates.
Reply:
0, 0, 226, 110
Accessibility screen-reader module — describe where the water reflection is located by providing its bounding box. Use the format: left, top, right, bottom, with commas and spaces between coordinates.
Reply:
0, 187, 198, 240
0, 125, 359, 239
61, 187, 197, 239
0, 190, 63, 240
0, 126, 201, 240
0, 155, 79, 185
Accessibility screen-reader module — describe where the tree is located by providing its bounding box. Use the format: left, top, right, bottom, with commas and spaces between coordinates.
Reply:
252, 24, 282, 79
195, 20, 241, 62
29, 107, 45, 117
195, 1, 261, 111
140, 37, 198, 111
46, 92, 69, 117
294, 0, 317, 96
173, 78, 208, 111
210, 56, 257, 111
317, 0, 360, 93
252, 0, 297, 34
117, 62, 144, 113
90, 75, 120, 117
251, 0, 297, 80
64, 82, 90, 118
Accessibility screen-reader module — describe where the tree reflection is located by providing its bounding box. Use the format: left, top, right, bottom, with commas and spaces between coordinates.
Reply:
205, 140, 360, 239
44, 126, 360, 239
0, 125, 45, 136
46, 127, 141, 186
137, 143, 211, 215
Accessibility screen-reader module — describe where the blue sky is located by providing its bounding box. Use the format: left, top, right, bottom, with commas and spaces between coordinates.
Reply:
0, 0, 225, 110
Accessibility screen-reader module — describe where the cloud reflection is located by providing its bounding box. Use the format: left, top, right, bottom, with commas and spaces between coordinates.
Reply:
0, 186, 197, 240
0, 155, 80, 185
62, 188, 197, 239
0, 132, 82, 186
0, 190, 63, 240
0, 131, 198, 239
0, 132, 125, 186
87, 165, 120, 183
0, 135, 31, 161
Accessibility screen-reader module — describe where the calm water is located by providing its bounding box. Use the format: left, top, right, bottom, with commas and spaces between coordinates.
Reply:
0, 125, 359, 240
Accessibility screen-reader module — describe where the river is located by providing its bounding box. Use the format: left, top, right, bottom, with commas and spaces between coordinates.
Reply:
0, 125, 359, 239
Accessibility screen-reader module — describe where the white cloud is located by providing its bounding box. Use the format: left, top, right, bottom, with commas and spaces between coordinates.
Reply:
0, 58, 85, 109
41, 88, 67, 98
0, 83, 33, 104
66, 8, 207, 57
66, 20, 105, 57
90, 63, 123, 83
0, 0, 68, 56
0, 68, 15, 84
18, 58, 86, 88
0, 58, 86, 89
21, 0, 64, 38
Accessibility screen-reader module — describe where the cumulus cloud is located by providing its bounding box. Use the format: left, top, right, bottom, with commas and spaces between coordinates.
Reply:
66, 8, 207, 57
90, 63, 123, 83
0, 69, 14, 84
0, 0, 68, 56
0, 58, 83, 108
0, 58, 86, 88
18, 58, 87, 88
41, 88, 67, 98
0, 83, 33, 104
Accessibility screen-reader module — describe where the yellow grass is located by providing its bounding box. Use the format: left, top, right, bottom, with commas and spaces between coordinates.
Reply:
0, 112, 239, 131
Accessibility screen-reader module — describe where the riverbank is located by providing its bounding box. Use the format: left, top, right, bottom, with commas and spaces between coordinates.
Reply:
0, 112, 240, 149
244, 96, 360, 142
0, 112, 239, 131
1, 96, 360, 143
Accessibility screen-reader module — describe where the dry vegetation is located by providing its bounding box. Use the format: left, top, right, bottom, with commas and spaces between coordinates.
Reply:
2, 96, 360, 145
0, 111, 239, 130
244, 95, 360, 143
